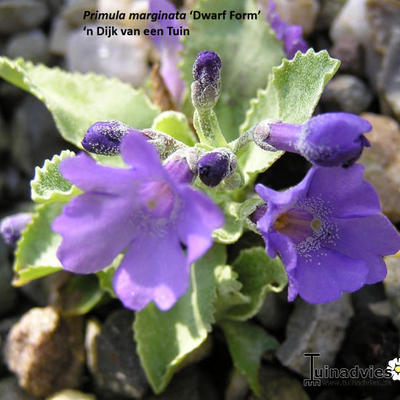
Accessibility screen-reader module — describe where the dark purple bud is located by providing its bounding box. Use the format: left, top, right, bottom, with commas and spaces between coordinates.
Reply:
253, 113, 372, 167
82, 121, 138, 155
0, 213, 32, 246
191, 50, 222, 109
250, 204, 268, 224
198, 149, 236, 187
297, 113, 371, 167
164, 157, 195, 185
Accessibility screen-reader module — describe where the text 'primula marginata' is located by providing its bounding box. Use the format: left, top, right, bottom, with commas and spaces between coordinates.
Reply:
1, 0, 399, 395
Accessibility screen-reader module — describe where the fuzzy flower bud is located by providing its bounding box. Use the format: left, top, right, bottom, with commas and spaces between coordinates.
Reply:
198, 149, 237, 187
82, 121, 138, 155
1, 213, 32, 246
191, 50, 222, 110
253, 113, 372, 167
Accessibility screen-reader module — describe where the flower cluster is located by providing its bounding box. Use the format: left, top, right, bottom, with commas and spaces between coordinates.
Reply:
254, 165, 400, 303
52, 133, 223, 311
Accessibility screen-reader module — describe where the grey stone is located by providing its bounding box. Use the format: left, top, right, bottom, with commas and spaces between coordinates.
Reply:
248, 366, 309, 400
330, 0, 370, 46
5, 30, 49, 64
5, 307, 85, 397
0, 240, 18, 318
45, 389, 96, 400
225, 368, 249, 400
87, 310, 148, 399
0, 109, 9, 152
61, 0, 97, 27
317, 0, 346, 31
367, 0, 400, 55
378, 29, 400, 121
262, 0, 319, 36
321, 74, 373, 114
383, 255, 400, 330
256, 291, 292, 334
0, 0, 49, 35
358, 113, 400, 222
49, 18, 72, 56
145, 365, 218, 400
0, 377, 38, 400
11, 96, 65, 175
66, 29, 150, 87
276, 296, 353, 377
330, 38, 364, 76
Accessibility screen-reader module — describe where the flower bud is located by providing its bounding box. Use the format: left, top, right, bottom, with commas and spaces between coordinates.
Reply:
82, 121, 138, 155
198, 149, 237, 187
191, 50, 222, 110
253, 113, 371, 167
164, 156, 195, 185
0, 213, 32, 246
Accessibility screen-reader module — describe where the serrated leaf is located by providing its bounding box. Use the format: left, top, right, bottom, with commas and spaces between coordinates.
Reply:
226, 247, 287, 321
96, 254, 123, 298
211, 199, 243, 244
134, 244, 226, 394
59, 275, 104, 316
0, 57, 159, 159
213, 265, 250, 320
31, 150, 81, 203
220, 320, 279, 395
152, 111, 197, 146
239, 49, 340, 181
13, 202, 64, 286
181, 0, 284, 142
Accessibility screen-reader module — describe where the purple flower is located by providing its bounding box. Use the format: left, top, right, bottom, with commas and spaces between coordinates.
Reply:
265, 0, 307, 59
0, 213, 32, 246
52, 133, 224, 311
191, 50, 222, 110
255, 165, 400, 304
149, 0, 185, 103
82, 121, 137, 155
253, 113, 372, 167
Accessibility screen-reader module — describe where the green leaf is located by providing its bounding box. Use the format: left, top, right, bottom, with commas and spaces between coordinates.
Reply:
226, 247, 287, 321
13, 202, 64, 286
181, 0, 284, 142
151, 111, 197, 146
239, 49, 340, 181
96, 254, 123, 298
213, 265, 250, 320
134, 244, 226, 394
0, 57, 159, 152
212, 200, 243, 244
31, 150, 81, 203
220, 320, 279, 395
59, 275, 104, 316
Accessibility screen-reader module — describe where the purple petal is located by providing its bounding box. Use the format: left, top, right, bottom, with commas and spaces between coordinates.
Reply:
149, 0, 185, 103
306, 165, 381, 218
298, 113, 372, 166
52, 191, 139, 273
60, 153, 134, 193
0, 213, 32, 246
120, 133, 167, 178
296, 249, 368, 303
113, 234, 189, 311
177, 187, 224, 264
266, 0, 307, 59
329, 215, 400, 259
160, 49, 185, 103
268, 231, 298, 300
